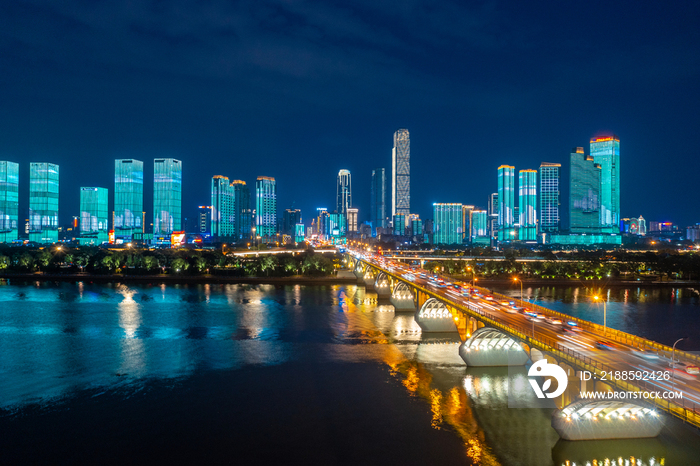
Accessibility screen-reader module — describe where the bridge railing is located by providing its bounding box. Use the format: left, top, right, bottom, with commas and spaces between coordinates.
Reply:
472, 285, 700, 367
457, 298, 700, 429
352, 255, 700, 428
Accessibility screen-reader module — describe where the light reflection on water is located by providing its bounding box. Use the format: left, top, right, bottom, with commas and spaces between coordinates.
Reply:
0, 281, 698, 464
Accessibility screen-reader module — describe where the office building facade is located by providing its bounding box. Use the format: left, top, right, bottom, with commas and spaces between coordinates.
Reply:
336, 169, 351, 218
462, 205, 474, 243
283, 209, 302, 236
392, 129, 410, 216
472, 210, 489, 240
79, 187, 109, 245
392, 213, 405, 236
539, 162, 560, 233
518, 169, 537, 241
590, 136, 620, 233
114, 159, 144, 239
0, 161, 19, 242
211, 176, 235, 237
230, 180, 251, 240
256, 176, 277, 239
433, 203, 463, 245
29, 162, 59, 243
370, 168, 387, 232
153, 158, 182, 235
488, 193, 498, 241
569, 148, 601, 233
347, 207, 358, 234
197, 206, 212, 234
497, 166, 515, 242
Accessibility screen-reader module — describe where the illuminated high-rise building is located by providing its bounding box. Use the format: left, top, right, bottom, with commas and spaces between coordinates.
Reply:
488, 193, 498, 241
462, 205, 474, 243
539, 162, 561, 233
114, 159, 143, 240
370, 168, 387, 232
211, 176, 234, 237
153, 158, 182, 235
392, 214, 405, 236
198, 206, 212, 234
590, 135, 620, 233
79, 187, 109, 245
256, 176, 277, 239
0, 161, 19, 243
231, 180, 251, 240
569, 148, 601, 233
518, 169, 537, 241
29, 162, 59, 244
433, 203, 462, 245
347, 208, 358, 234
337, 169, 351, 218
471, 210, 488, 239
392, 129, 410, 216
497, 166, 515, 242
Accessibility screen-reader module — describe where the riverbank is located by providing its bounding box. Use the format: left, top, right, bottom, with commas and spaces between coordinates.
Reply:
0, 272, 358, 286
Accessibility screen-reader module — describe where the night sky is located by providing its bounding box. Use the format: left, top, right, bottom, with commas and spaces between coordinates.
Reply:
1, 1, 699, 229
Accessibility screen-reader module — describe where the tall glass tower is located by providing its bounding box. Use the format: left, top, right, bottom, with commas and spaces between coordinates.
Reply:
114, 159, 143, 240
336, 169, 351, 218
256, 176, 277, 239
370, 168, 386, 233
433, 203, 462, 245
497, 165, 515, 242
392, 129, 410, 216
518, 169, 537, 241
29, 163, 59, 244
569, 148, 601, 233
153, 158, 182, 235
462, 205, 474, 243
590, 135, 620, 233
488, 193, 498, 242
231, 180, 251, 240
539, 162, 560, 233
79, 187, 109, 245
0, 161, 19, 243
471, 210, 488, 239
211, 176, 234, 238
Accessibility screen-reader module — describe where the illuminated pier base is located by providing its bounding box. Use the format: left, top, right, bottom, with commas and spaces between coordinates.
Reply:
552, 400, 663, 440
414, 299, 458, 333
458, 328, 529, 366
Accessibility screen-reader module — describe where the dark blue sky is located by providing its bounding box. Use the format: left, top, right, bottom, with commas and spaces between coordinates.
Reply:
1, 1, 699, 228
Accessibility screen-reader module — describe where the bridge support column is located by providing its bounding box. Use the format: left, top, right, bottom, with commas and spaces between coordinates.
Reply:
459, 328, 529, 366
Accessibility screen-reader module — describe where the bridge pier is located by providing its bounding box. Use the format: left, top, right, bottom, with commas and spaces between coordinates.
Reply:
415, 298, 458, 333
552, 400, 663, 440
458, 327, 529, 366
390, 282, 417, 311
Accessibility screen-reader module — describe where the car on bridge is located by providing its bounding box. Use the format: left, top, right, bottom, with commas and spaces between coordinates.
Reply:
673, 362, 700, 375
632, 349, 659, 360
545, 317, 562, 325
595, 340, 617, 350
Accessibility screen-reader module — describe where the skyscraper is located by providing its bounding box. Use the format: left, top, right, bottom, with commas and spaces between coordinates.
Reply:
488, 193, 498, 241
569, 148, 601, 233
114, 159, 143, 240
347, 208, 358, 234
283, 209, 302, 235
392, 214, 405, 236
518, 169, 537, 241
29, 163, 59, 244
336, 169, 351, 218
433, 203, 463, 245
231, 180, 251, 240
211, 176, 234, 237
198, 206, 212, 234
462, 205, 474, 243
370, 168, 386, 232
392, 129, 410, 216
590, 135, 620, 233
153, 158, 182, 235
256, 176, 277, 239
471, 210, 489, 240
539, 162, 561, 233
0, 161, 19, 243
497, 165, 515, 242
79, 187, 109, 245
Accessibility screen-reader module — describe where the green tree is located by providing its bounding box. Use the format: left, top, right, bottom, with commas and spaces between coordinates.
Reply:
171, 257, 188, 273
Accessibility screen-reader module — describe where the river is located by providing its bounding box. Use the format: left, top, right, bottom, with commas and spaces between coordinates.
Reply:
0, 280, 698, 465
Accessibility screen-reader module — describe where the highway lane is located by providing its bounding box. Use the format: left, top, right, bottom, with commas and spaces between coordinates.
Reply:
349, 248, 700, 409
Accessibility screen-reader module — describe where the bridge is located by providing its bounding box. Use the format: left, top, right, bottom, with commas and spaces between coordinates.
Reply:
345, 248, 700, 440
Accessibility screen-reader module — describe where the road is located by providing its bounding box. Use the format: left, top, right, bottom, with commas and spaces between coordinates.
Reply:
348, 247, 700, 412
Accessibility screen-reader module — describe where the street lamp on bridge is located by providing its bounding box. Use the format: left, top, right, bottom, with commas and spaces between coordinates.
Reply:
513, 277, 523, 304
593, 295, 607, 338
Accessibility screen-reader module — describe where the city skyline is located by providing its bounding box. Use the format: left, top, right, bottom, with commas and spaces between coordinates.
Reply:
0, 2, 698, 231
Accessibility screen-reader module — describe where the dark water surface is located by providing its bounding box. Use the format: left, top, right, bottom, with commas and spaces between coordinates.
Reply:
1, 280, 699, 465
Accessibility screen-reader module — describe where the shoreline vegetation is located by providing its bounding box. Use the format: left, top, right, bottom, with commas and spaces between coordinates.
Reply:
1, 245, 700, 287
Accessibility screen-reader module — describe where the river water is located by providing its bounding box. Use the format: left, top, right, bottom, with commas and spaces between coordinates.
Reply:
0, 280, 698, 465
